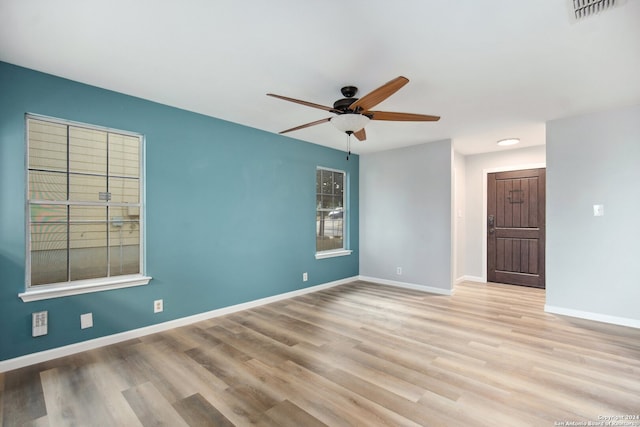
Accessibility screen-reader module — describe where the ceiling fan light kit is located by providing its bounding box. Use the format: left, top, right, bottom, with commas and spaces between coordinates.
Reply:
330, 114, 370, 133
267, 76, 441, 153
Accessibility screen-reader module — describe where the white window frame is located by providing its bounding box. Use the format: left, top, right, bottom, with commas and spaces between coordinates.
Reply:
315, 166, 352, 259
19, 114, 151, 302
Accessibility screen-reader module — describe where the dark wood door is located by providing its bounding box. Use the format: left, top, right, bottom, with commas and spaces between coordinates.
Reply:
487, 168, 545, 288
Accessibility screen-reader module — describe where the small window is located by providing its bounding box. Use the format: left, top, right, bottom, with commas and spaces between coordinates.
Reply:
316, 167, 349, 256
22, 115, 150, 301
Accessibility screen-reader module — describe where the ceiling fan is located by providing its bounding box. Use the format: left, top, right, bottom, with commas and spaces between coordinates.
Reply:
267, 76, 440, 142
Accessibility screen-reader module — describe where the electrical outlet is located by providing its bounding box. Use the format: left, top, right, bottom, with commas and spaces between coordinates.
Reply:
80, 313, 93, 329
32, 311, 48, 337
396, 267, 402, 275
154, 299, 163, 313
303, 272, 308, 282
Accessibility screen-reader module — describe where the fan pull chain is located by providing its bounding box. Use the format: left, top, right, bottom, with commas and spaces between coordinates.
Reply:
346, 132, 351, 161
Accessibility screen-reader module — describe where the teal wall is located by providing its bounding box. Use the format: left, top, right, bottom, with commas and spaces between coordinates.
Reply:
0, 62, 359, 361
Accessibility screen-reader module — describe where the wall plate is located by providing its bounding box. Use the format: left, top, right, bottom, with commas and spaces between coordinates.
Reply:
80, 313, 93, 329
32, 311, 48, 337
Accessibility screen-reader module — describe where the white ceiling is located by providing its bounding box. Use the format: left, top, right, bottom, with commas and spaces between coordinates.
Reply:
1, 0, 639, 155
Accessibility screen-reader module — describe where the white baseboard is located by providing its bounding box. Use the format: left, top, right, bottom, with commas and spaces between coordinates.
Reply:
455, 275, 485, 284
0, 277, 357, 373
544, 305, 640, 329
358, 275, 453, 296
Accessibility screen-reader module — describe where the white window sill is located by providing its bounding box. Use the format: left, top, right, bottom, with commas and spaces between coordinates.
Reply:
315, 249, 353, 260
18, 275, 152, 302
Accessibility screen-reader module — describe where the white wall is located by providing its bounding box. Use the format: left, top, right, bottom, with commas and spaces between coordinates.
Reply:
453, 151, 466, 282
360, 139, 453, 294
545, 104, 640, 327
462, 145, 546, 281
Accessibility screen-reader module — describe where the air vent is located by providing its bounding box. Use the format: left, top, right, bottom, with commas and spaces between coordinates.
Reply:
568, 0, 627, 21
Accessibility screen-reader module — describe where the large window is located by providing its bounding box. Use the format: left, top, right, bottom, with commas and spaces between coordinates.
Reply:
22, 115, 149, 300
316, 167, 351, 258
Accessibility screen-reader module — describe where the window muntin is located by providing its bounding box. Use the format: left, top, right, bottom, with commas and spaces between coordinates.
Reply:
26, 115, 144, 289
316, 168, 346, 253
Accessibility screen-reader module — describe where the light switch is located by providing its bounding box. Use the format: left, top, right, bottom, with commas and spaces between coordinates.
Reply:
593, 204, 604, 217
80, 313, 93, 329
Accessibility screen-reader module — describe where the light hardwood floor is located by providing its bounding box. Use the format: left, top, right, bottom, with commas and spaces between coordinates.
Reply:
2, 281, 639, 426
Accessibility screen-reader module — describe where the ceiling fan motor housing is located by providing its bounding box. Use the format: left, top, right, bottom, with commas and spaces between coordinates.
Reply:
333, 97, 358, 111
333, 85, 359, 112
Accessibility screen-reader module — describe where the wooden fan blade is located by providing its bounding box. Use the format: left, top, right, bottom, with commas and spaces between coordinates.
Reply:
349, 76, 409, 112
267, 93, 336, 112
368, 111, 440, 122
279, 117, 331, 134
354, 128, 366, 141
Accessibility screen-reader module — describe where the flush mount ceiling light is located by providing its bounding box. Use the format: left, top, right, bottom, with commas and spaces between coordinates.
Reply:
330, 113, 370, 133
497, 138, 520, 146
